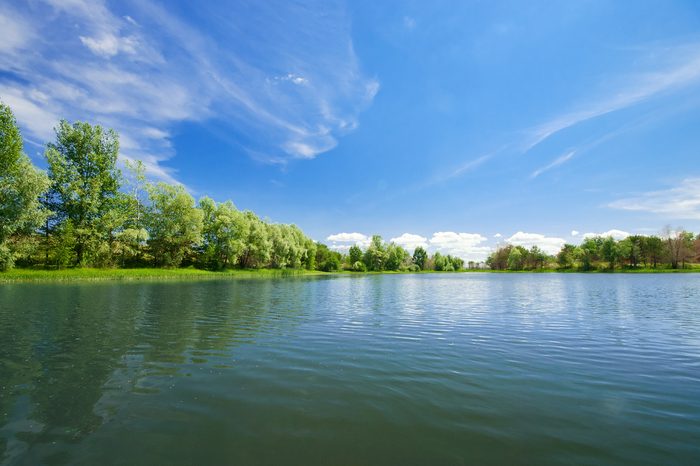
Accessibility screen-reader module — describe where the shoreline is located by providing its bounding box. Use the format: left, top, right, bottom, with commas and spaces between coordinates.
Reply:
1, 266, 699, 283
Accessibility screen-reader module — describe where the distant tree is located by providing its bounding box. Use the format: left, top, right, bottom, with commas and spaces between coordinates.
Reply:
486, 245, 511, 270
507, 246, 524, 270
363, 235, 386, 271
577, 237, 602, 270
557, 244, 576, 269
663, 226, 694, 269
315, 243, 341, 271
412, 246, 428, 270
348, 245, 363, 266
145, 182, 203, 267
385, 243, 409, 271
641, 236, 664, 268
601, 236, 619, 270
0, 103, 50, 270
45, 120, 121, 265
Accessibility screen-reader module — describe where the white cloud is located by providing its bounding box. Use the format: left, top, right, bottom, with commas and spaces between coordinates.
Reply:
506, 232, 566, 255
428, 232, 491, 261
0, 6, 35, 53
0, 0, 377, 184
390, 233, 428, 251
571, 230, 579, 236
79, 34, 138, 58
326, 232, 371, 251
530, 150, 576, 178
494, 233, 502, 238
326, 232, 368, 243
582, 229, 630, 240
525, 45, 700, 151
608, 178, 700, 220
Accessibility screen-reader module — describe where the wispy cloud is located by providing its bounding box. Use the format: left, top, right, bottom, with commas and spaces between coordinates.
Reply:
524, 44, 700, 152
433, 42, 700, 187
608, 178, 700, 220
530, 150, 576, 178
0, 0, 377, 183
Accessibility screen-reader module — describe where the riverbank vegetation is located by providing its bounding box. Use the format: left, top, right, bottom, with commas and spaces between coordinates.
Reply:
2, 102, 699, 276
487, 230, 700, 271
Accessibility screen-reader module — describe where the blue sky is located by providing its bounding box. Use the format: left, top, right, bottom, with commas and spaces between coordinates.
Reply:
2, 0, 700, 259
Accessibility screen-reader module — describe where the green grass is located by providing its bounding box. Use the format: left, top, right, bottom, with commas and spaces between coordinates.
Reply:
0, 267, 328, 283
2, 264, 699, 283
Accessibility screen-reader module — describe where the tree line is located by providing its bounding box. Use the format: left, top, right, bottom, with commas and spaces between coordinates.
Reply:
3, 102, 699, 273
0, 102, 464, 273
487, 230, 700, 271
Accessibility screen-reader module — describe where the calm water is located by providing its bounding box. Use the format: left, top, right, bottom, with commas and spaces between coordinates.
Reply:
1, 274, 699, 465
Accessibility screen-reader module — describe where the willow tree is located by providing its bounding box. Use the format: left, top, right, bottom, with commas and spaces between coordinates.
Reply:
146, 182, 203, 267
45, 120, 121, 265
0, 103, 50, 270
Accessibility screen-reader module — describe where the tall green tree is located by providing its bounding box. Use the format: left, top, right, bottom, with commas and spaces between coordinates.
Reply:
363, 235, 386, 271
0, 103, 50, 270
45, 120, 121, 265
146, 182, 203, 267
412, 246, 428, 270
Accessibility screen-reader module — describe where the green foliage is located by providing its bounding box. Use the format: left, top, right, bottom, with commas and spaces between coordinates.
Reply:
412, 246, 428, 270
0, 103, 50, 270
146, 182, 203, 267
557, 244, 576, 269
315, 243, 342, 272
348, 245, 363, 265
45, 120, 121, 265
363, 235, 386, 271
385, 243, 410, 271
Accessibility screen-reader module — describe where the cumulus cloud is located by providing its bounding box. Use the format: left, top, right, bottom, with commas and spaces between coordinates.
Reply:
494, 233, 502, 238
582, 229, 630, 240
326, 232, 371, 251
428, 232, 491, 261
390, 233, 428, 251
506, 232, 566, 255
608, 178, 700, 220
571, 230, 579, 236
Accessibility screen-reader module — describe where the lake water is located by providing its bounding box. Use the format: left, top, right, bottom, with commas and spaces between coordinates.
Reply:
0, 273, 699, 465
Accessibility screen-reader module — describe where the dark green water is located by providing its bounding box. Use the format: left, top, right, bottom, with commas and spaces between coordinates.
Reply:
1, 274, 699, 465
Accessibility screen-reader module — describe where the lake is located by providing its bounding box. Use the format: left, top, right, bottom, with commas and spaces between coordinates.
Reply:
1, 273, 699, 465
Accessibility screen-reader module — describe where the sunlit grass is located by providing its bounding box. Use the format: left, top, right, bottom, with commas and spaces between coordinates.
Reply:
0, 268, 328, 283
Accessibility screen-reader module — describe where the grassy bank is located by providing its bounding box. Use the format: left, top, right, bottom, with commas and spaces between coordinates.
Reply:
0, 268, 328, 283
2, 265, 699, 283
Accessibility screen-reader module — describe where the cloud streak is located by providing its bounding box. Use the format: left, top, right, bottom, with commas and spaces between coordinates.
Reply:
0, 0, 377, 183
608, 178, 700, 220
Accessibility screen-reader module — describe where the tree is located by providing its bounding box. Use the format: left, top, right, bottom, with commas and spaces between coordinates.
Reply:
601, 236, 619, 270
557, 244, 576, 269
486, 245, 511, 270
145, 182, 203, 267
577, 237, 602, 270
641, 236, 664, 268
412, 246, 428, 270
385, 243, 409, 271
363, 235, 386, 271
315, 243, 341, 271
348, 245, 363, 266
507, 246, 524, 270
199, 197, 245, 269
45, 120, 121, 265
663, 227, 694, 269
0, 103, 50, 270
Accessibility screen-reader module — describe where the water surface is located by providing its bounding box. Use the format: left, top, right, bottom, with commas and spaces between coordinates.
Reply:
1, 274, 699, 465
